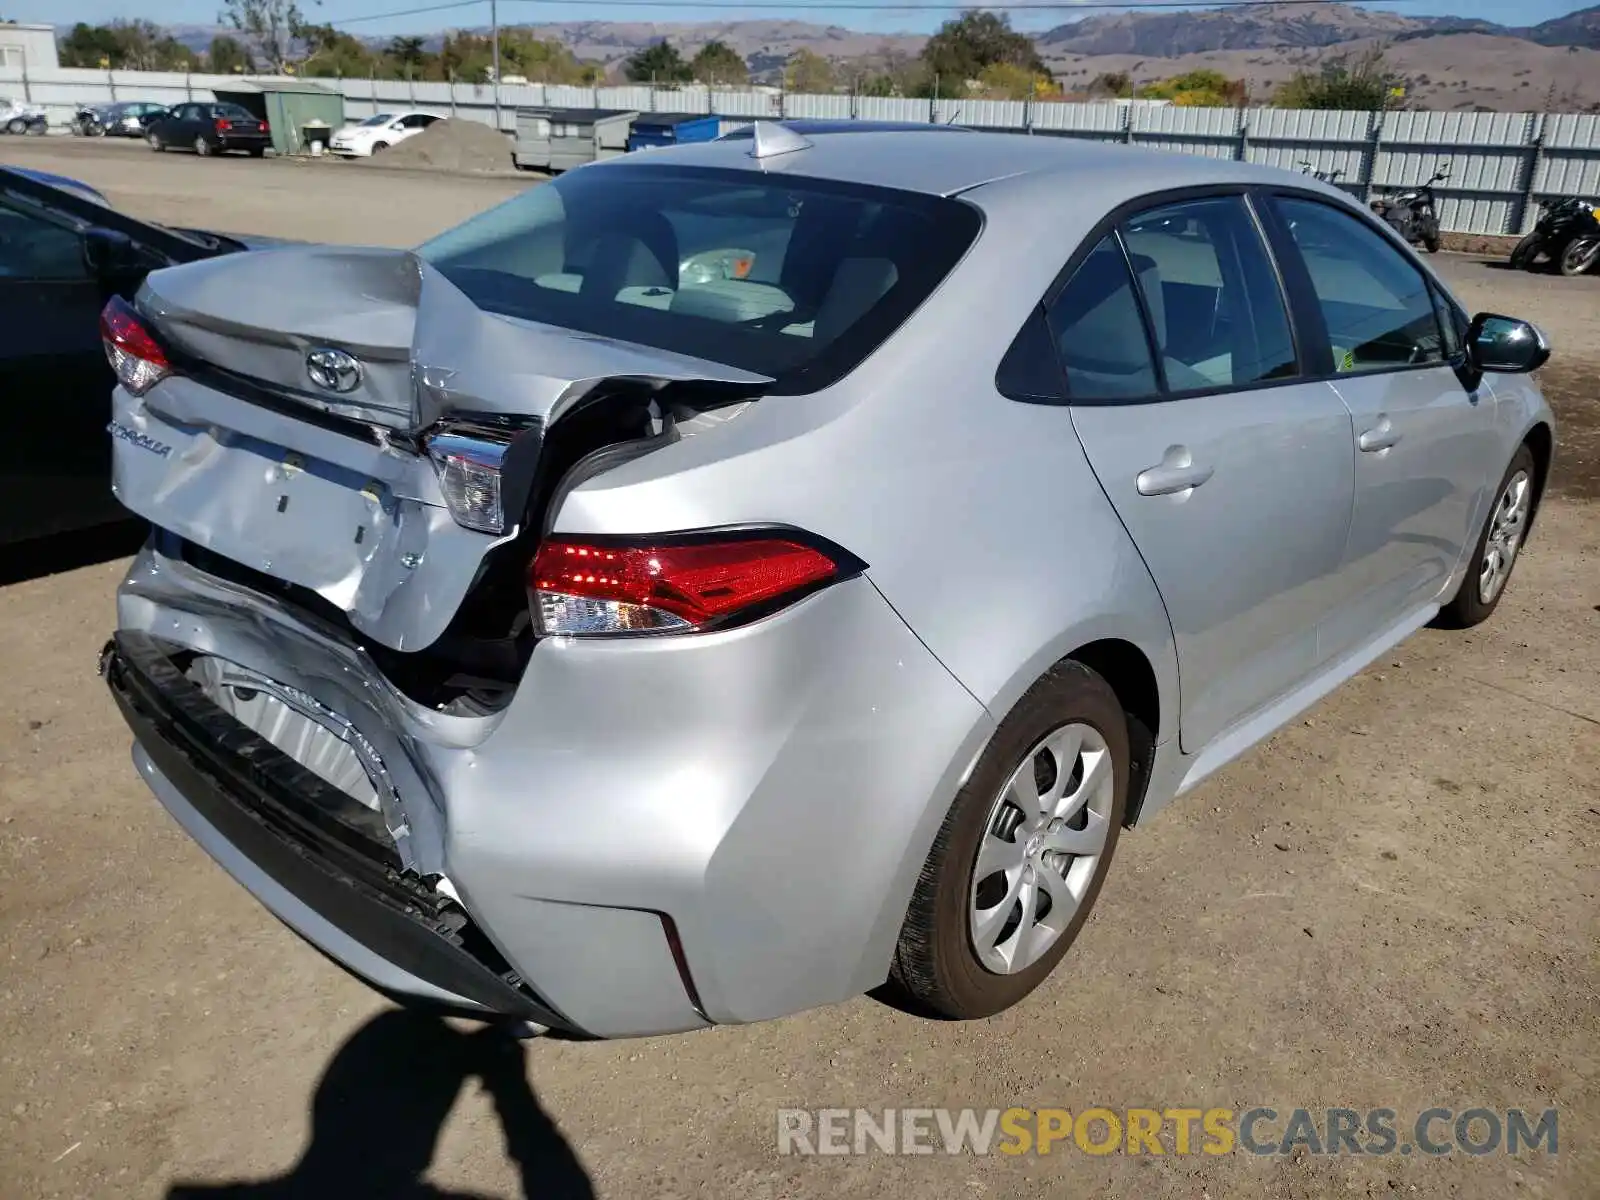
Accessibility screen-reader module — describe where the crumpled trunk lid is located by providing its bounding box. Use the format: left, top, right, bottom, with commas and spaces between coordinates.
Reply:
113, 245, 768, 656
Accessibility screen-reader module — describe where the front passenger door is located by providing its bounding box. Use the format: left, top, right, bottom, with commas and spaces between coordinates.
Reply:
1061, 195, 1356, 753
1268, 197, 1501, 655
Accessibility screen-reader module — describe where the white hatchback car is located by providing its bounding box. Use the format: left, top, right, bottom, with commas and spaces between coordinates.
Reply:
329, 110, 443, 157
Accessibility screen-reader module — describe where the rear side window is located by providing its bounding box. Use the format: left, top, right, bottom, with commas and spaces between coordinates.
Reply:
417, 164, 982, 394
1272, 198, 1446, 373
1045, 235, 1158, 401
1120, 196, 1297, 390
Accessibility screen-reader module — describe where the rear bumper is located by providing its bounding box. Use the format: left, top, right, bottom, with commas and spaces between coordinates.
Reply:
103, 631, 574, 1030
111, 539, 992, 1035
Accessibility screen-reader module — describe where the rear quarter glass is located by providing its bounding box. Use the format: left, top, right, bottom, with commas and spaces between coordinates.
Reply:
416, 163, 982, 395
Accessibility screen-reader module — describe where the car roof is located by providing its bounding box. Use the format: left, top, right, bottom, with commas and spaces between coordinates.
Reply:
597, 124, 1303, 199
8, 166, 109, 207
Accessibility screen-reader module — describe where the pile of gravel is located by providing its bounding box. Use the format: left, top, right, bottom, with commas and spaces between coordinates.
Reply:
367, 118, 514, 173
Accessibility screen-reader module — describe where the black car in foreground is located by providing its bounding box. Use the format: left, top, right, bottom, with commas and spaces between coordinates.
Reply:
146, 102, 271, 157
0, 167, 260, 547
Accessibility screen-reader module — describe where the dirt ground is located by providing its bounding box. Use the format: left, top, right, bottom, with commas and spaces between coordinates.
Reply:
0, 138, 1596, 1200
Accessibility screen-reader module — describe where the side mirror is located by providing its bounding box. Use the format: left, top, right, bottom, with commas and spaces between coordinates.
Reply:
83, 227, 158, 278
1468, 313, 1550, 374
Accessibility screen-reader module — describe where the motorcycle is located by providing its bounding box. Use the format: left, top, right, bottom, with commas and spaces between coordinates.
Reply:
1370, 162, 1449, 254
1509, 196, 1600, 274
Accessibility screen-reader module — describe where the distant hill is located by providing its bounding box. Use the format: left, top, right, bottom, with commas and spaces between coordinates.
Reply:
95, 5, 1600, 111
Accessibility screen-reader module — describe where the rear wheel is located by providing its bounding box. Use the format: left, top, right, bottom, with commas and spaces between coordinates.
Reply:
194, 135, 212, 157
891, 661, 1129, 1020
1438, 445, 1535, 628
1560, 237, 1600, 277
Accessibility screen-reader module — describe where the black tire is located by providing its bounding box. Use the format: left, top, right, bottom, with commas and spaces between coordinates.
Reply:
249, 147, 266, 158
890, 660, 1129, 1020
147, 131, 163, 151
194, 135, 212, 157
371, 140, 389, 153
1509, 231, 1542, 270
1438, 444, 1536, 629
4, 118, 26, 135
1423, 231, 1442, 254
1559, 238, 1600, 277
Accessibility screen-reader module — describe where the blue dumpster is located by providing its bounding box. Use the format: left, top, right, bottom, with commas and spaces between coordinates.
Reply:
626, 113, 722, 153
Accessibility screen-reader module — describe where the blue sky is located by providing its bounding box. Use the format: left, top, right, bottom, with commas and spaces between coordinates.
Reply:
16, 0, 1591, 37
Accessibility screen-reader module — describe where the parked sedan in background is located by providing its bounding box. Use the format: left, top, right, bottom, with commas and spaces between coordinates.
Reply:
0, 167, 254, 546
98, 127, 1553, 1039
329, 110, 443, 156
146, 102, 271, 157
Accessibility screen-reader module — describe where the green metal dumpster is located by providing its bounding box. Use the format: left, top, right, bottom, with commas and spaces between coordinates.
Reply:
211, 80, 345, 158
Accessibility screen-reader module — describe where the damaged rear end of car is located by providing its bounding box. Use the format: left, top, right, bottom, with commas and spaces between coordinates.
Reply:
101, 156, 991, 1037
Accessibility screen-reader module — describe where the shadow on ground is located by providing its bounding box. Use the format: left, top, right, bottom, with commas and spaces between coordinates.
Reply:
164, 1010, 594, 1200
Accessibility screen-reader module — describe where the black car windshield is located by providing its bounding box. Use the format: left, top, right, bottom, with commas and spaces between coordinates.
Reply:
415, 163, 981, 393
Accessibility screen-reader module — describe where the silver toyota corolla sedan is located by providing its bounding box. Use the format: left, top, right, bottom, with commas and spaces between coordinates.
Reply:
99, 122, 1554, 1038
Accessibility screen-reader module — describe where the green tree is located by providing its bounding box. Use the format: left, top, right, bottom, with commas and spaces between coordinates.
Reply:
1137, 68, 1246, 107
1275, 46, 1404, 111
208, 33, 254, 73
297, 24, 369, 77
500, 29, 588, 83
974, 62, 1057, 100
625, 39, 693, 84
920, 10, 1045, 97
1089, 70, 1131, 99
784, 48, 835, 93
220, 0, 308, 74
690, 40, 747, 86
386, 34, 428, 79
59, 22, 123, 67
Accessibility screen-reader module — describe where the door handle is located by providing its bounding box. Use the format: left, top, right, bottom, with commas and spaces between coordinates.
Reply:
1358, 417, 1400, 453
1136, 446, 1214, 497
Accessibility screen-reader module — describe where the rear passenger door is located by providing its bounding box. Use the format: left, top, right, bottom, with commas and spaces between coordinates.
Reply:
1060, 193, 1356, 752
1266, 197, 1501, 654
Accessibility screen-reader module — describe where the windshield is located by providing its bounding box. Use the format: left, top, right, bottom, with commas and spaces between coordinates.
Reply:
360, 113, 396, 127
416, 164, 980, 393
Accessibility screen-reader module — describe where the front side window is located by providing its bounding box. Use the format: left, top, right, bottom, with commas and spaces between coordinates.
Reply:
1044, 235, 1159, 401
0, 201, 90, 281
1273, 197, 1446, 373
417, 164, 981, 393
1120, 195, 1298, 390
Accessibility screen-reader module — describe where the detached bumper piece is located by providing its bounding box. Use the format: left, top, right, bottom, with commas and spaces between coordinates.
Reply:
101, 631, 577, 1033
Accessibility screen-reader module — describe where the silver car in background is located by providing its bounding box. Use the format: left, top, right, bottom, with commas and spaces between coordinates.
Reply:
100, 123, 1554, 1037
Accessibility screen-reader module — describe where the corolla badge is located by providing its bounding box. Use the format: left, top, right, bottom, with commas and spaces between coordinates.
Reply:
305, 347, 363, 394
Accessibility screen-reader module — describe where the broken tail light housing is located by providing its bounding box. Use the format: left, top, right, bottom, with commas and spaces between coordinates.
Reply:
530, 531, 863, 637
100, 295, 171, 396
425, 426, 512, 535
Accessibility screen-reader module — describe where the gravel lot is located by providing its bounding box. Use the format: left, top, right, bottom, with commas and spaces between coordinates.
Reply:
1, 139, 1597, 1200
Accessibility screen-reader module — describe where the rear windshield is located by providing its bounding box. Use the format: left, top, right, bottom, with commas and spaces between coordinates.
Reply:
211, 104, 255, 120
415, 164, 981, 394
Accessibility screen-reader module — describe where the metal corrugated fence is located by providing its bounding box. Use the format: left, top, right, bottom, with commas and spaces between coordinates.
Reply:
6, 66, 1600, 236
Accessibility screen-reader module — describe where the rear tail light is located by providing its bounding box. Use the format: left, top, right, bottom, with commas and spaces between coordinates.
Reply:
100, 296, 171, 396
215, 118, 232, 131
530, 533, 855, 636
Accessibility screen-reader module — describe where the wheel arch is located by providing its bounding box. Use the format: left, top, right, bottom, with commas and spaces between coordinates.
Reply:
1522, 420, 1554, 539
1063, 639, 1162, 827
